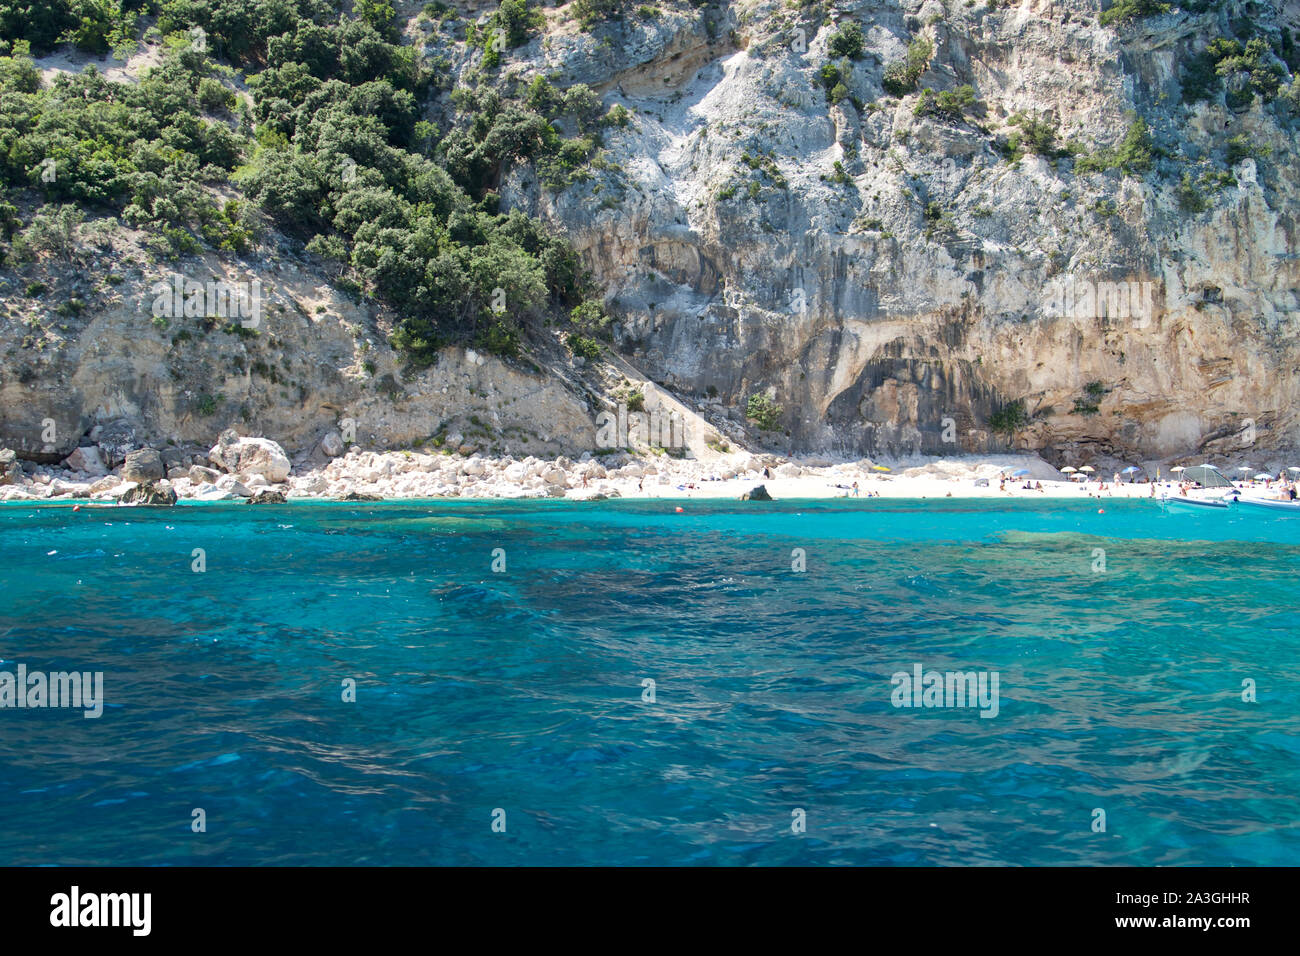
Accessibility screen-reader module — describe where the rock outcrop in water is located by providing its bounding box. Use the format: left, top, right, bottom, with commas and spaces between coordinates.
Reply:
247, 489, 288, 504
118, 481, 178, 506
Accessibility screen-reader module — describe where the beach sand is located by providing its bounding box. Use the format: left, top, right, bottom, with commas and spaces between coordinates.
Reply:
1, 449, 1214, 504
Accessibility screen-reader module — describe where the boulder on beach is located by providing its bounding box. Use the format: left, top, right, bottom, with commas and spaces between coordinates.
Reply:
208, 433, 291, 483
121, 447, 165, 483
119, 480, 178, 506
0, 448, 21, 485
93, 420, 138, 469
740, 484, 773, 501
215, 474, 253, 497
297, 475, 329, 495
189, 464, 220, 484
190, 483, 239, 501
86, 475, 118, 496
247, 489, 287, 504
319, 431, 345, 458
64, 445, 107, 476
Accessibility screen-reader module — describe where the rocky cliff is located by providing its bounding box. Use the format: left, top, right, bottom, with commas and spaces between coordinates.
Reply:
3, 0, 1299, 472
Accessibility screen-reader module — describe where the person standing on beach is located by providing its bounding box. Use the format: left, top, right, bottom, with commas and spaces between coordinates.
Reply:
852, 481, 859, 497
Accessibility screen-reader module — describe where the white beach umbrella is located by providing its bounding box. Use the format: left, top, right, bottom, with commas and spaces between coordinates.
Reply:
1169, 466, 1185, 473
1060, 466, 1077, 474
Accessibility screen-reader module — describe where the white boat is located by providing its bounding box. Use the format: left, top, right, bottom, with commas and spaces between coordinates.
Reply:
1234, 495, 1300, 515
1160, 493, 1231, 511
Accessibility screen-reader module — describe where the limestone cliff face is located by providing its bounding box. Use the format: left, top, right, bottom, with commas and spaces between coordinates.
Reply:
506, 0, 1300, 463
4, 0, 1299, 468
0, 251, 600, 463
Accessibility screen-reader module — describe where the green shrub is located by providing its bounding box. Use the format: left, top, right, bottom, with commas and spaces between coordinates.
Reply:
574, 0, 622, 29
1183, 35, 1287, 105
914, 84, 977, 120
499, 0, 541, 46
746, 394, 783, 430
1225, 133, 1269, 165
988, 399, 1028, 434
828, 22, 864, 60
1099, 0, 1169, 27
566, 331, 602, 360
10, 205, 84, 263
195, 392, 222, 416
477, 319, 522, 358
881, 37, 933, 97
198, 77, 235, 112
1001, 112, 1064, 162
604, 103, 631, 127
1176, 172, 1207, 213
1074, 116, 1152, 175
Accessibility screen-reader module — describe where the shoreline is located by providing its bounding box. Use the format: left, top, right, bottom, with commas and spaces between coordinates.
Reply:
0, 448, 1239, 505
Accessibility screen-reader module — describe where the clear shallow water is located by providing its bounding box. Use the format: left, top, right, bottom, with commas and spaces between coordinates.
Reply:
1, 497, 1298, 866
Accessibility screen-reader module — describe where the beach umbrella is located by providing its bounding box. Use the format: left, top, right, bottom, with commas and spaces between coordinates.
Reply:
1236, 466, 1252, 473
1289, 467, 1300, 474
1170, 466, 1185, 473
1121, 466, 1140, 473
1011, 469, 1030, 477
1079, 465, 1095, 473
1060, 466, 1077, 474
1254, 473, 1272, 481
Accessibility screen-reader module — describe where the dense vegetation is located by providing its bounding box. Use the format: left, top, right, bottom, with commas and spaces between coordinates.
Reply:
0, 0, 613, 367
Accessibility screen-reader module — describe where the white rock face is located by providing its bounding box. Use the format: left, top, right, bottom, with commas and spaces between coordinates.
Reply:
64, 446, 107, 476
320, 431, 345, 457
214, 475, 253, 497
209, 437, 291, 483
298, 475, 329, 494
191, 484, 240, 501
189, 465, 220, 483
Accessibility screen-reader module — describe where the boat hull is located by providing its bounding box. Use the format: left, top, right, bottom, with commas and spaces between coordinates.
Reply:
1235, 496, 1300, 514
1162, 495, 1230, 511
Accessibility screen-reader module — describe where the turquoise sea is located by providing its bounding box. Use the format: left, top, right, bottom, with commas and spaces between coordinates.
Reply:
1, 497, 1297, 866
